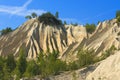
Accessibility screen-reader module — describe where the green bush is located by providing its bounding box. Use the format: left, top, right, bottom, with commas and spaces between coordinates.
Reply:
16, 48, 27, 78
85, 23, 96, 34
25, 12, 37, 19
68, 61, 78, 71
31, 12, 37, 18
55, 11, 59, 19
5, 54, 16, 73
38, 12, 62, 25
0, 55, 16, 80
66, 49, 97, 71
116, 10, 120, 23
0, 57, 5, 79
25, 15, 32, 19
0, 27, 13, 35
24, 60, 40, 77
0, 49, 103, 79
116, 10, 120, 18
64, 21, 67, 25
37, 51, 67, 78
117, 16, 120, 22
101, 45, 117, 60
77, 49, 95, 68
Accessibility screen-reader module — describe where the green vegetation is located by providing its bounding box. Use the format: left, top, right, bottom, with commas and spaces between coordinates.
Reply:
5, 54, 16, 73
24, 60, 40, 77
85, 23, 96, 34
100, 45, 117, 60
55, 11, 59, 19
37, 51, 67, 78
25, 15, 32, 19
0, 50, 67, 79
38, 12, 62, 25
0, 27, 13, 35
25, 12, 37, 19
31, 12, 37, 18
72, 23, 78, 26
17, 49, 27, 78
0, 56, 5, 80
117, 16, 120, 22
116, 10, 120, 22
71, 22, 78, 26
116, 10, 120, 18
0, 47, 115, 79
77, 49, 96, 67
66, 49, 98, 71
64, 21, 67, 25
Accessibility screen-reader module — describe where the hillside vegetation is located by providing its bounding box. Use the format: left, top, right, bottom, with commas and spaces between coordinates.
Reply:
0, 48, 102, 79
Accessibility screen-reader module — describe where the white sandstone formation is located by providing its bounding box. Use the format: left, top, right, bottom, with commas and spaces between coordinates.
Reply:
0, 19, 87, 59
85, 19, 120, 56
86, 51, 120, 80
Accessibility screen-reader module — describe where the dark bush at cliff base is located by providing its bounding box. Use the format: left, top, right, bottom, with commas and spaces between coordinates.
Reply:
38, 12, 62, 25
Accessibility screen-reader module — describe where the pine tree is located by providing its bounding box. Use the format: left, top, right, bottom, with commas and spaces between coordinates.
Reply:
55, 11, 59, 18
31, 12, 37, 18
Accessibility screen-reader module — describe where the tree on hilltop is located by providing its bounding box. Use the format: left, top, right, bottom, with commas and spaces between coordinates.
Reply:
38, 12, 62, 25
25, 15, 32, 19
25, 12, 37, 19
55, 11, 59, 19
31, 12, 37, 18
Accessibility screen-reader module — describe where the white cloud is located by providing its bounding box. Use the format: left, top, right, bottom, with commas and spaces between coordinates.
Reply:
22, 0, 32, 8
0, 0, 46, 16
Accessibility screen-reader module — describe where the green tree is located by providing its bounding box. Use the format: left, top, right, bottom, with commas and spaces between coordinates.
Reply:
116, 10, 120, 18
55, 11, 59, 18
77, 49, 95, 68
70, 22, 78, 26
17, 48, 27, 77
117, 16, 120, 22
31, 12, 37, 18
5, 54, 16, 73
85, 23, 96, 34
68, 61, 78, 71
0, 57, 5, 79
116, 10, 120, 23
25, 60, 40, 77
38, 12, 62, 25
37, 51, 67, 78
25, 15, 32, 19
64, 21, 67, 25
73, 23, 78, 26
0, 27, 13, 35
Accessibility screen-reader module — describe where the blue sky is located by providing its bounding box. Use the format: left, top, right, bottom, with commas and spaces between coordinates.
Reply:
0, 0, 119, 30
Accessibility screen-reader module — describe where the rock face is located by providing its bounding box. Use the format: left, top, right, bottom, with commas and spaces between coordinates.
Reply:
65, 25, 87, 45
66, 19, 120, 57
86, 51, 120, 80
0, 19, 87, 59
60, 25, 87, 61
84, 19, 120, 56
